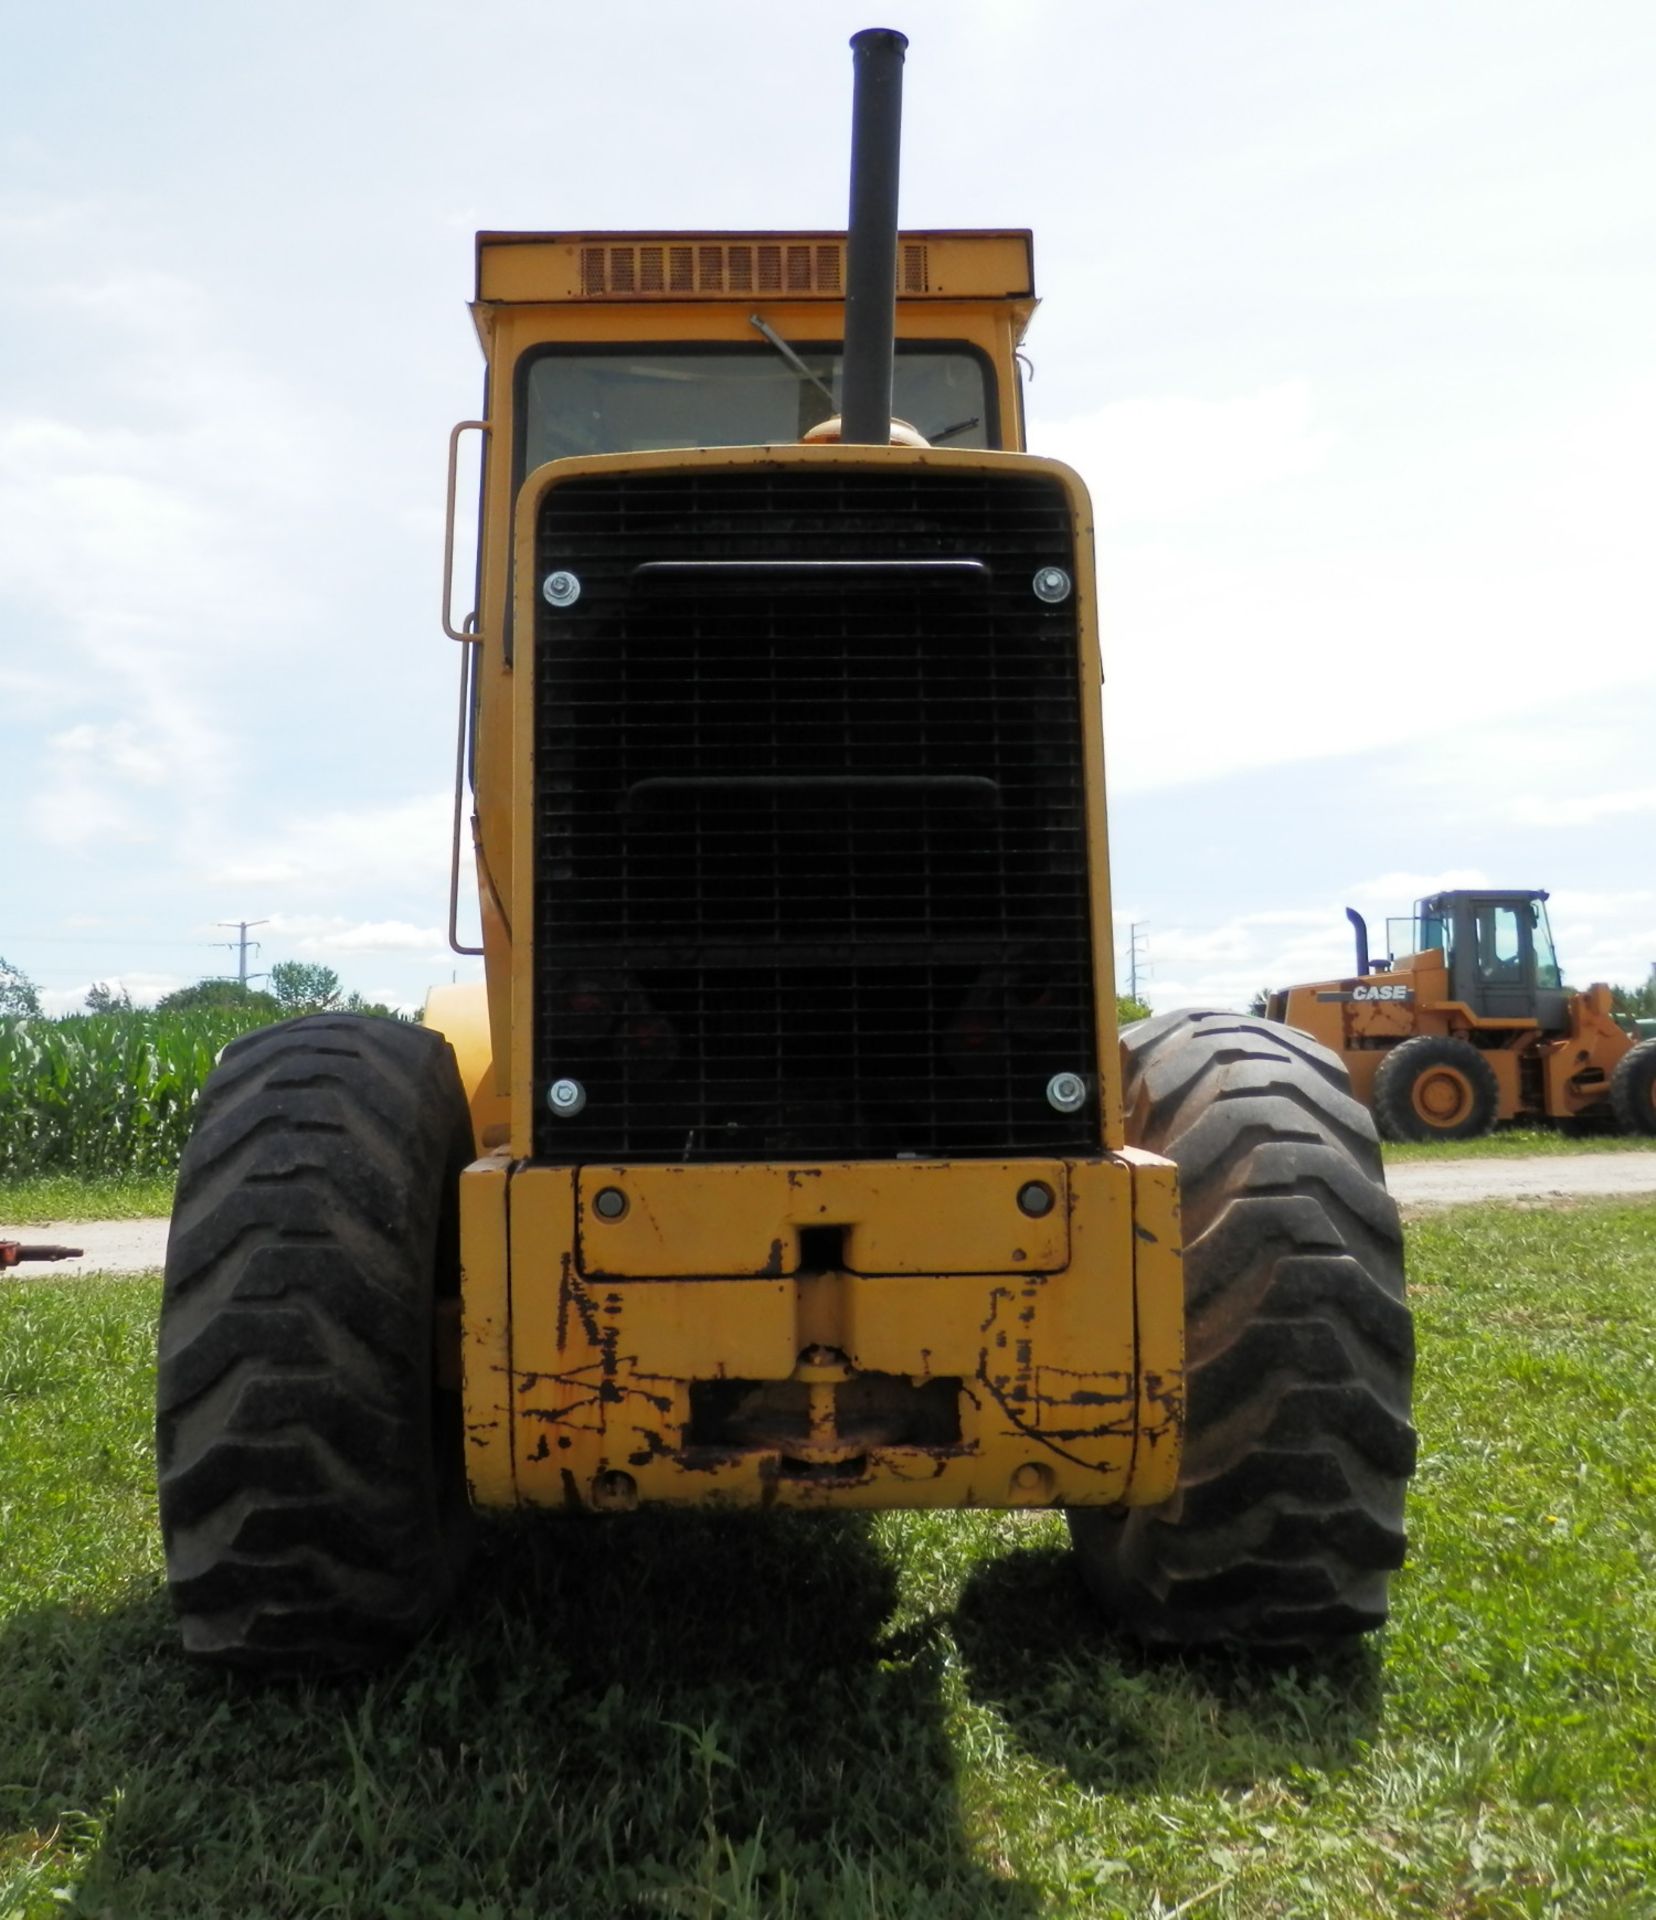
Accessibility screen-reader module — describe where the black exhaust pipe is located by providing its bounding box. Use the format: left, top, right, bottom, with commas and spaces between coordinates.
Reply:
1346, 907, 1371, 976
840, 27, 908, 445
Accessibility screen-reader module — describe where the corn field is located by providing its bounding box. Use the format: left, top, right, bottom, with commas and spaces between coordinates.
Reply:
0, 1009, 276, 1178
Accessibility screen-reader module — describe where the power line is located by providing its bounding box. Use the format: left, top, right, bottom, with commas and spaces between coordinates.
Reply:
3, 936, 232, 949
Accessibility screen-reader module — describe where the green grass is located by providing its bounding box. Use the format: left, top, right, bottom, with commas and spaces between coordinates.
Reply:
0, 1173, 176, 1226
1382, 1127, 1655, 1164
4, 1204, 1656, 1916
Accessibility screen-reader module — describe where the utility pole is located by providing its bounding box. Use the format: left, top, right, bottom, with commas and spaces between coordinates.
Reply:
216, 919, 269, 988
1127, 922, 1150, 1004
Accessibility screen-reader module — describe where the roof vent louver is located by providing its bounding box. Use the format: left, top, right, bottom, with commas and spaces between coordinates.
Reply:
574, 238, 926, 299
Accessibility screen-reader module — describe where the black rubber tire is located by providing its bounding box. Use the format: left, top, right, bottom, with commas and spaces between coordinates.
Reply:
1068, 1010, 1415, 1653
156, 1014, 475, 1669
1371, 1034, 1500, 1143
1610, 1037, 1656, 1136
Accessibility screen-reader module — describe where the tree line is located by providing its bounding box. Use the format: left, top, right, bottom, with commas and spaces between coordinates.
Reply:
0, 956, 410, 1022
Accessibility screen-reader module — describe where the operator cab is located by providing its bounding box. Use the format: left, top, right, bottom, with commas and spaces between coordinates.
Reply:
1388, 890, 1568, 1028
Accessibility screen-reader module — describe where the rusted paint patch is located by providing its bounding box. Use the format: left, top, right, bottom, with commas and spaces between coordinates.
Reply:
975, 1274, 1136, 1475
876, 1447, 956, 1482
556, 1251, 600, 1350
976, 1349, 1136, 1470
518, 1356, 674, 1428
628, 1427, 672, 1466
978, 1285, 1014, 1336
1142, 1367, 1185, 1436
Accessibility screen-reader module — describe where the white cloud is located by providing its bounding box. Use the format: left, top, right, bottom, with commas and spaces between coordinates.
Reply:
49, 721, 170, 787
267, 913, 448, 957
1508, 787, 1656, 830
27, 704, 229, 852
35, 986, 88, 1019
0, 300, 319, 652
208, 792, 453, 900
0, 239, 335, 861
1027, 368, 1656, 800
1547, 888, 1656, 920
0, 186, 98, 240
1031, 381, 1331, 526
37, 970, 187, 1017
1342, 869, 1492, 909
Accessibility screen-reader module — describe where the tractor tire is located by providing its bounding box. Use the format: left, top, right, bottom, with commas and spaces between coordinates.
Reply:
1068, 1010, 1415, 1653
156, 1014, 475, 1670
1371, 1034, 1500, 1143
1610, 1037, 1656, 1136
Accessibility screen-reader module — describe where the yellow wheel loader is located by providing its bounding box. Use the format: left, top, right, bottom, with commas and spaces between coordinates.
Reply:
1267, 889, 1656, 1143
155, 29, 1415, 1668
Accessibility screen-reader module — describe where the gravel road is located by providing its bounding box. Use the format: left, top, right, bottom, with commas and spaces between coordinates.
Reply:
6, 1152, 1655, 1276
1383, 1151, 1656, 1214
1, 1218, 170, 1277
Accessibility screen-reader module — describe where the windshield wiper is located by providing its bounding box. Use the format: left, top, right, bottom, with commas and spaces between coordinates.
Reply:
751, 316, 979, 446
749, 314, 837, 409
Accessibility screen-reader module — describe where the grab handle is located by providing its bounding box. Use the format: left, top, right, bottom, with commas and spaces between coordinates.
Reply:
441, 419, 489, 642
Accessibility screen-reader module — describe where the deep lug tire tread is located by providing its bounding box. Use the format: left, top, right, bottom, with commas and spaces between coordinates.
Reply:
1610, 1037, 1656, 1136
1069, 1010, 1416, 1652
156, 1014, 474, 1669
1370, 1032, 1499, 1143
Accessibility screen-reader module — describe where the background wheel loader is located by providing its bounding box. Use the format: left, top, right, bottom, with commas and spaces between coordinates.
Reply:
155, 28, 1415, 1670
1266, 888, 1656, 1143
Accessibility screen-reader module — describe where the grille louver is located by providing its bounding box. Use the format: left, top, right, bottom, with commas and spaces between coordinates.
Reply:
577, 239, 930, 298
531, 466, 1095, 1161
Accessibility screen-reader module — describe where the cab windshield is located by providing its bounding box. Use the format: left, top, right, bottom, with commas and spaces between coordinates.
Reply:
519, 343, 993, 471
1531, 900, 1563, 988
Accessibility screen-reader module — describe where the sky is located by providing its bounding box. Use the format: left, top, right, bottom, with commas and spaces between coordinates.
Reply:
2, 0, 1653, 1016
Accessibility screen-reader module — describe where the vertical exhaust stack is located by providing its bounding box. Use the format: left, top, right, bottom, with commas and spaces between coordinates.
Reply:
1346, 907, 1372, 976
840, 27, 908, 445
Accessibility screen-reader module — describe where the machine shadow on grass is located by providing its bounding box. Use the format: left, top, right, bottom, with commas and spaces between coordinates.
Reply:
2, 1513, 1040, 1918
952, 1541, 1387, 1797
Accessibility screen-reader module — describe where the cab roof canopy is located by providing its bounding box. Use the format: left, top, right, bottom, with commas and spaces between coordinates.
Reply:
1423, 888, 1550, 905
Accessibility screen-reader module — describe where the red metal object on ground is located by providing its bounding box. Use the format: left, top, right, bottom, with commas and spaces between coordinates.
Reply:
1, 1241, 84, 1269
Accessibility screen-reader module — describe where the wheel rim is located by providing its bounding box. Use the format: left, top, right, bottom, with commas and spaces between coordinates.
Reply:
1412, 1064, 1475, 1129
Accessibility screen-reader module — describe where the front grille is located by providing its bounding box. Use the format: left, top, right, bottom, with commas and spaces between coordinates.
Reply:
531, 465, 1097, 1160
